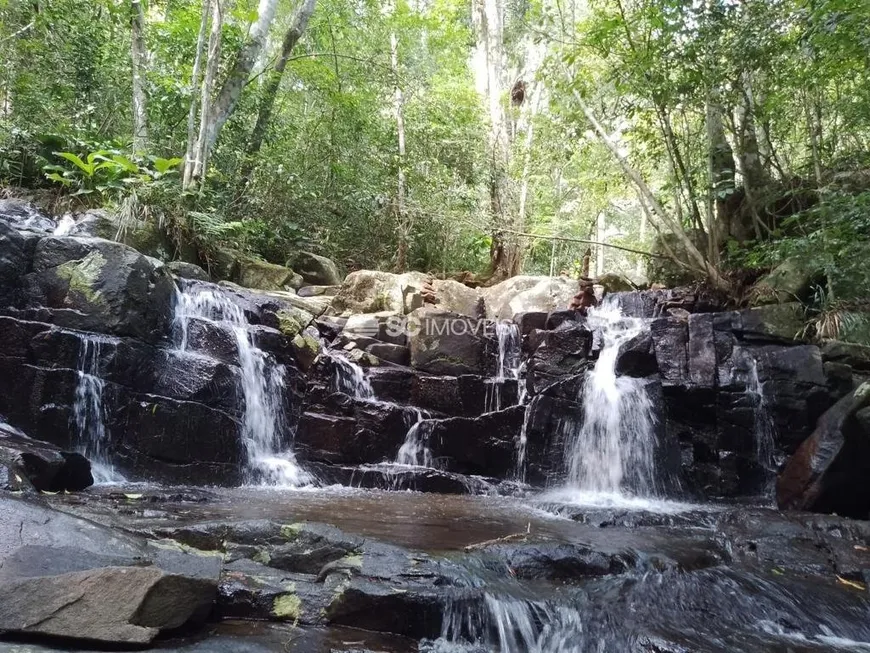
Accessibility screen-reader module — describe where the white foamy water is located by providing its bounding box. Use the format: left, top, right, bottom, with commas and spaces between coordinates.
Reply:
747, 357, 776, 474
564, 307, 657, 497
73, 334, 124, 484
174, 286, 311, 487
321, 347, 375, 400
485, 321, 522, 413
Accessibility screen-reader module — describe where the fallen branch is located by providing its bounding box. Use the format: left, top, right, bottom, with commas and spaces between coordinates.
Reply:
0, 21, 34, 44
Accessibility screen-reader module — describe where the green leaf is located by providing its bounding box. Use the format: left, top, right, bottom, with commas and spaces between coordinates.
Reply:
55, 151, 94, 177
45, 172, 72, 186
153, 157, 183, 174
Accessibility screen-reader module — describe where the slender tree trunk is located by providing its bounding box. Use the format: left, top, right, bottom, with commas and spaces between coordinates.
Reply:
207, 0, 280, 153
517, 83, 541, 240
706, 91, 734, 259
391, 31, 410, 272
596, 211, 606, 276
193, 0, 222, 185
237, 0, 317, 190
473, 0, 516, 281
130, 0, 149, 154
183, 0, 210, 188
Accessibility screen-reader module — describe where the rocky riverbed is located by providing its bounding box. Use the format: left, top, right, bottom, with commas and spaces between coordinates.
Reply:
1, 486, 869, 652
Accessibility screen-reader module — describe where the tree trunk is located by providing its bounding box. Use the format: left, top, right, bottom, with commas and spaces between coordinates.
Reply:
130, 0, 149, 154
237, 0, 317, 190
596, 211, 606, 276
473, 0, 516, 281
391, 31, 409, 272
182, 0, 210, 188
207, 0, 280, 153
192, 0, 222, 186
517, 83, 541, 242
706, 91, 734, 259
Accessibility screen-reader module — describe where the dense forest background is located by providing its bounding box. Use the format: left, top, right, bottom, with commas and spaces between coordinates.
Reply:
1, 0, 869, 340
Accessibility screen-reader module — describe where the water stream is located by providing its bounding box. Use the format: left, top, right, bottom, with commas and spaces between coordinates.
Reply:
72, 334, 124, 484
747, 357, 777, 497
321, 346, 376, 400
173, 285, 310, 487
561, 307, 658, 501
485, 321, 523, 413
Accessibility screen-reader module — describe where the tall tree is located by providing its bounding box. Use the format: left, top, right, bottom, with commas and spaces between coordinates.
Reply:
472, 0, 517, 281
130, 0, 149, 153
238, 0, 317, 189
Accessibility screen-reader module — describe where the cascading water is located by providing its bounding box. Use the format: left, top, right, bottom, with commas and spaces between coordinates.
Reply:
747, 357, 777, 496
396, 419, 436, 468
562, 307, 658, 500
485, 321, 522, 413
321, 347, 375, 400
73, 334, 124, 484
173, 286, 310, 487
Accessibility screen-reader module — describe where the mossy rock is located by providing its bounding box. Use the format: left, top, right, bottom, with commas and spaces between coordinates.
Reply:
750, 257, 824, 306
237, 258, 303, 292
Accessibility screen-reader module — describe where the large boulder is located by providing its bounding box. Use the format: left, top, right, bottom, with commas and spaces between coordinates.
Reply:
483, 275, 577, 320
332, 270, 425, 315
23, 236, 175, 341
737, 303, 806, 342
237, 258, 303, 292
0, 199, 56, 233
63, 209, 174, 260
167, 260, 210, 281
750, 257, 823, 306
407, 308, 486, 375
424, 406, 525, 477
777, 383, 870, 518
432, 279, 484, 318
289, 251, 343, 286
0, 422, 92, 492
0, 495, 220, 646
0, 222, 27, 306
332, 271, 482, 317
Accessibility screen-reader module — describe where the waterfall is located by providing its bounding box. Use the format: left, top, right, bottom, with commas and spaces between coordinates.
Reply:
396, 419, 436, 468
173, 286, 310, 487
73, 335, 124, 484
321, 347, 375, 400
747, 357, 777, 495
485, 321, 522, 413
431, 594, 585, 653
563, 307, 657, 498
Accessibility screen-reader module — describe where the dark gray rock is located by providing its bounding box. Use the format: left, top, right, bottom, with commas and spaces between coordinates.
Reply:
425, 406, 525, 477
777, 382, 870, 518
0, 494, 220, 646
408, 309, 486, 375
366, 342, 410, 366
290, 252, 343, 286
0, 222, 27, 307
0, 423, 92, 492
23, 236, 175, 341
168, 260, 210, 281
525, 323, 593, 394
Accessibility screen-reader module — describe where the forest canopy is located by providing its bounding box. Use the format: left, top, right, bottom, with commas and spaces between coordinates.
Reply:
1, 0, 869, 339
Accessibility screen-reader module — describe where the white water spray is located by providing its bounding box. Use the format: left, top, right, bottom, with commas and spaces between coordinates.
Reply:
485, 321, 522, 413
747, 358, 777, 497
321, 347, 375, 400
173, 286, 310, 487
73, 334, 124, 484
564, 307, 657, 498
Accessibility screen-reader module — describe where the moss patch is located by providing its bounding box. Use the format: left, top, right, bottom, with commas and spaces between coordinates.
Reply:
56, 250, 106, 306
272, 592, 302, 621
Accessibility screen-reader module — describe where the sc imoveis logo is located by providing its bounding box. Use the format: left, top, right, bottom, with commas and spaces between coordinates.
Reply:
334, 313, 512, 339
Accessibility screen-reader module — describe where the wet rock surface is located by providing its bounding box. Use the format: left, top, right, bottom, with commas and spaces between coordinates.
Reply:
6, 487, 866, 653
